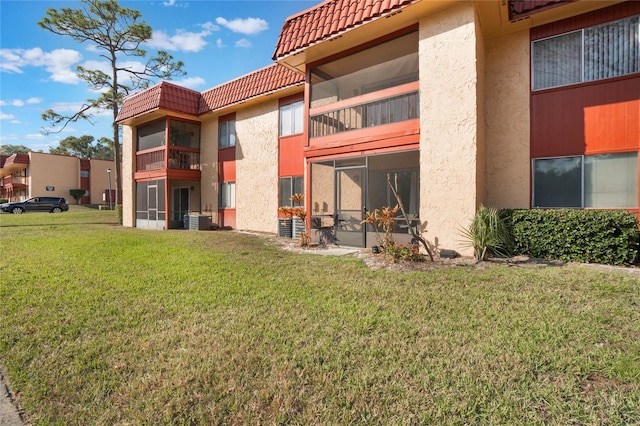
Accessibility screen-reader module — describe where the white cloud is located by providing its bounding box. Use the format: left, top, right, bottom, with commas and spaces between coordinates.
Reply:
201, 22, 219, 32
215, 17, 268, 35
162, 0, 188, 7
0, 134, 19, 142
0, 47, 82, 84
235, 39, 252, 48
10, 119, 21, 124
216, 38, 226, 48
47, 101, 111, 119
26, 133, 47, 140
177, 76, 206, 89
0, 112, 16, 120
1, 98, 42, 107
148, 23, 217, 52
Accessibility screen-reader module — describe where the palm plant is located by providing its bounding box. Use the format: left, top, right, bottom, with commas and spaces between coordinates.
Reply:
460, 206, 514, 261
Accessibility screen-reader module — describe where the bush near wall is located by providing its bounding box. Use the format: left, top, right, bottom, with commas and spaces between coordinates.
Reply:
503, 209, 640, 265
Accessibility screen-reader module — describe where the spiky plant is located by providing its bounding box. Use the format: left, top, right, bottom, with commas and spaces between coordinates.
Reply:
460, 206, 514, 261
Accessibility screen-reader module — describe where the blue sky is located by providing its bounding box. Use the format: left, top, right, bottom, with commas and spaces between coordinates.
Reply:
0, 0, 316, 152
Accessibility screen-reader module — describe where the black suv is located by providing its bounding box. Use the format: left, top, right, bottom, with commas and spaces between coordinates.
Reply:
0, 197, 69, 214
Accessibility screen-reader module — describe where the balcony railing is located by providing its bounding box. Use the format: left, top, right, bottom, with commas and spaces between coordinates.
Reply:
136, 147, 200, 172
310, 91, 419, 139
137, 149, 165, 171
169, 148, 200, 170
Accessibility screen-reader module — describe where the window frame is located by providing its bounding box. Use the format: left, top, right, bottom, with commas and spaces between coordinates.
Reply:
219, 181, 236, 209
279, 100, 304, 137
218, 118, 236, 149
531, 14, 639, 91
279, 176, 304, 207
532, 152, 639, 209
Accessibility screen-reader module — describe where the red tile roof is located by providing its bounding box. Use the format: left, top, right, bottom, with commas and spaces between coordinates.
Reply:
273, 0, 418, 60
116, 82, 200, 123
117, 64, 304, 123
199, 64, 304, 114
508, 0, 575, 20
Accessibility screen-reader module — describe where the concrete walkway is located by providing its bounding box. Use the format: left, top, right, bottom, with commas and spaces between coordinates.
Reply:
0, 371, 23, 426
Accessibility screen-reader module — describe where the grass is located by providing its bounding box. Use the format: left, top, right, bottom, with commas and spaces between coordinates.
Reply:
1, 206, 639, 425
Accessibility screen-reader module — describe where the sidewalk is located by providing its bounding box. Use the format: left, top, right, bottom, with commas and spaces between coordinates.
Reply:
0, 371, 23, 426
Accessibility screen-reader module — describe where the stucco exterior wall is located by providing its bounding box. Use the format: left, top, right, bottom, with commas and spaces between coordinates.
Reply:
419, 2, 482, 256
199, 116, 219, 217
484, 30, 531, 209
88, 158, 116, 205
235, 101, 279, 233
28, 152, 79, 201
121, 125, 135, 227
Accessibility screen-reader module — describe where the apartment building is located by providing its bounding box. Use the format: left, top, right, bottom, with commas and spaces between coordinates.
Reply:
117, 0, 639, 255
0, 152, 115, 205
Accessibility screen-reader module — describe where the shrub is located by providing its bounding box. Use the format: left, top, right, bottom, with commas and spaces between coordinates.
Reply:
385, 240, 424, 262
69, 189, 86, 204
0, 198, 8, 204
460, 206, 513, 260
504, 209, 640, 265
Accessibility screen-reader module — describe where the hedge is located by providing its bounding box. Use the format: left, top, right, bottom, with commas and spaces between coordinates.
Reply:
503, 209, 640, 265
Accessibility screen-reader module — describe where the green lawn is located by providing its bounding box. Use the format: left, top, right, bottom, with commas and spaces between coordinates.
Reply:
1, 206, 639, 425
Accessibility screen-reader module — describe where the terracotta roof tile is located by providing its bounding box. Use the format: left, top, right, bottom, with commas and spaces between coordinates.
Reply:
273, 0, 417, 60
508, 0, 575, 20
116, 81, 200, 122
117, 64, 303, 122
198, 64, 304, 115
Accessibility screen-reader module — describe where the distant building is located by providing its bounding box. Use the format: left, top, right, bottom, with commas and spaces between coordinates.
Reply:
117, 0, 640, 255
0, 152, 114, 205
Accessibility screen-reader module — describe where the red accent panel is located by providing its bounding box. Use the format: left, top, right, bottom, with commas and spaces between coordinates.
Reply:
218, 147, 236, 181
531, 1, 640, 41
310, 120, 419, 147
219, 112, 236, 123
531, 76, 640, 158
218, 209, 236, 229
279, 134, 305, 176
305, 134, 420, 159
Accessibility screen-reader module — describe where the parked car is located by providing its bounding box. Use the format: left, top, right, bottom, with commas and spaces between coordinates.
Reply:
0, 197, 69, 214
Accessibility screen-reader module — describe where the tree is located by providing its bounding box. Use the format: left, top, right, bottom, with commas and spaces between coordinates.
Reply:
49, 135, 114, 160
0, 144, 31, 155
39, 0, 185, 206
69, 189, 87, 204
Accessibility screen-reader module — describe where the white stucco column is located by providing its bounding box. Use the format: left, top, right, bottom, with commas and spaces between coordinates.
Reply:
199, 116, 219, 216
485, 30, 531, 209
235, 102, 280, 233
419, 2, 484, 256
121, 125, 135, 227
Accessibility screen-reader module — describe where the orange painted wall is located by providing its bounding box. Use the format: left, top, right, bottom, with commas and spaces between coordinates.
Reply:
218, 147, 236, 181
531, 76, 640, 158
219, 209, 236, 229
279, 134, 305, 176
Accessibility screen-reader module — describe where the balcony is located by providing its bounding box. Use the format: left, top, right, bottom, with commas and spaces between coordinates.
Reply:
136, 147, 200, 173
310, 90, 419, 139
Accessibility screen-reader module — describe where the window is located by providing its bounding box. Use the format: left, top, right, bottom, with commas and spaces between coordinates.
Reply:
137, 120, 166, 151
310, 31, 418, 108
279, 176, 303, 207
280, 101, 303, 136
533, 152, 638, 208
219, 120, 236, 148
169, 120, 200, 149
219, 182, 235, 208
80, 170, 89, 178
532, 15, 639, 90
